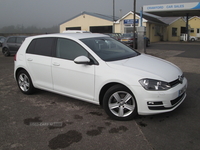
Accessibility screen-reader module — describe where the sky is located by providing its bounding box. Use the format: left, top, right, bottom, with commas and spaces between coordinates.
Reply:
0, 0, 200, 28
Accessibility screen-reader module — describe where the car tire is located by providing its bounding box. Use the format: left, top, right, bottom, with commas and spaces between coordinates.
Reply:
103, 85, 137, 121
191, 38, 195, 42
2, 48, 10, 57
17, 70, 35, 95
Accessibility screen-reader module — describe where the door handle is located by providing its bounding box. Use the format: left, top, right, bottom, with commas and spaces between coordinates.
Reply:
53, 62, 60, 66
27, 58, 33, 61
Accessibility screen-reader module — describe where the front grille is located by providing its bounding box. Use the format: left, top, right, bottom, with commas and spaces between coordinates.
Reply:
169, 74, 184, 87
171, 92, 185, 105
169, 79, 181, 87
148, 106, 166, 110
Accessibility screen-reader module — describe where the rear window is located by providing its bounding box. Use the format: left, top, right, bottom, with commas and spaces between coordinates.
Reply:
26, 38, 55, 56
16, 37, 26, 44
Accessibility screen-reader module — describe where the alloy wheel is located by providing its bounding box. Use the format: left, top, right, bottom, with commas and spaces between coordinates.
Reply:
18, 73, 30, 92
108, 91, 135, 117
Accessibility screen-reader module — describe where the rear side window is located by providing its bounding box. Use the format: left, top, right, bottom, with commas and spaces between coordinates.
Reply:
26, 38, 55, 56
7, 37, 16, 43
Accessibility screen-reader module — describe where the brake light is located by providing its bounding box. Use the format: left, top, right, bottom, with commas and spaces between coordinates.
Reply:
14, 54, 16, 61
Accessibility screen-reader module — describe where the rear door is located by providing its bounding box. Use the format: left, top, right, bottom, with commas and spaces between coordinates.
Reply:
26, 37, 55, 90
52, 38, 95, 101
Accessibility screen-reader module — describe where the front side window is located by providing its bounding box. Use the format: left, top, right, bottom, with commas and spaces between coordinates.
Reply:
56, 38, 88, 60
81, 37, 139, 61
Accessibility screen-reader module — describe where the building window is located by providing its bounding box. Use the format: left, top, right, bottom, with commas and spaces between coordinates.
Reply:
172, 28, 177, 36
124, 26, 134, 33
190, 28, 194, 33
181, 27, 186, 34
154, 25, 160, 36
197, 28, 200, 34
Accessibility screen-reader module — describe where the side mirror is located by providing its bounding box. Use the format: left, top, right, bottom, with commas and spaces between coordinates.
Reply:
74, 56, 91, 64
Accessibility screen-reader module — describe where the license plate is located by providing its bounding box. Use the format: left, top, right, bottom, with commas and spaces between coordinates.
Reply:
122, 39, 128, 41
179, 85, 186, 96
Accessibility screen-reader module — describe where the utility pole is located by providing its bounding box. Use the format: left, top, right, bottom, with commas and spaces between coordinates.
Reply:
113, 0, 115, 33
133, 0, 136, 49
113, 0, 115, 22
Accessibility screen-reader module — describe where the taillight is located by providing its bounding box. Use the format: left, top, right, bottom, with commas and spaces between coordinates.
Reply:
14, 54, 17, 61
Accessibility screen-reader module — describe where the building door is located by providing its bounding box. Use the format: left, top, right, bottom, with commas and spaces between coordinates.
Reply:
197, 28, 200, 37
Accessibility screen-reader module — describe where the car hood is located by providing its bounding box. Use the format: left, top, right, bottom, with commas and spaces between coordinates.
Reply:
106, 54, 182, 82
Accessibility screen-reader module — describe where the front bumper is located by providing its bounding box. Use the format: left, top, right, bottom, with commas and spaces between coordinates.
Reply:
130, 77, 187, 115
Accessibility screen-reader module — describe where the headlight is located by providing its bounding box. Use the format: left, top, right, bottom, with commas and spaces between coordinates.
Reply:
139, 79, 171, 91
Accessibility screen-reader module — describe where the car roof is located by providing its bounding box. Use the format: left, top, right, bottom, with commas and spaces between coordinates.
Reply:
27, 33, 109, 40
7, 36, 27, 38
63, 30, 91, 33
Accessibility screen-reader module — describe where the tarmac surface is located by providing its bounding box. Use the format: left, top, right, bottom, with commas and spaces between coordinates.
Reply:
0, 41, 200, 150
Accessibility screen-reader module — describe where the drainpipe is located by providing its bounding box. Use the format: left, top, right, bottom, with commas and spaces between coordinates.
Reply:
113, 0, 115, 33
133, 0, 136, 49
186, 13, 189, 42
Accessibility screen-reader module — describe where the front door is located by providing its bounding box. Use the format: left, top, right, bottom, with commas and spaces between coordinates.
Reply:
52, 38, 95, 101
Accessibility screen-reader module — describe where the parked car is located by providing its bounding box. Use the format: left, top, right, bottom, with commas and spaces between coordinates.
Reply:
190, 36, 198, 41
105, 33, 122, 41
2, 36, 27, 56
0, 36, 6, 47
14, 33, 187, 121
121, 33, 150, 48
180, 34, 198, 42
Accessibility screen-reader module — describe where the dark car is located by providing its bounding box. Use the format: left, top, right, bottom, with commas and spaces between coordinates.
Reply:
0, 36, 6, 47
121, 33, 150, 49
2, 36, 27, 56
105, 33, 122, 41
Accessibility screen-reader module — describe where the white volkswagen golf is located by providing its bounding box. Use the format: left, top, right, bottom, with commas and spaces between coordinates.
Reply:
14, 33, 187, 120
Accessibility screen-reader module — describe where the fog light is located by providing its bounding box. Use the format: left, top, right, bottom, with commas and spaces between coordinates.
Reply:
147, 101, 163, 105
147, 101, 154, 105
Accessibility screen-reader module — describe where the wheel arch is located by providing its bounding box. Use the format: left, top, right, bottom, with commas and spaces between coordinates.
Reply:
2, 46, 7, 50
99, 82, 136, 106
15, 67, 36, 94
15, 67, 29, 80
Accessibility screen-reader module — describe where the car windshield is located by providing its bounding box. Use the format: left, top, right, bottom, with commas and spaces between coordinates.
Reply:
81, 37, 139, 61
